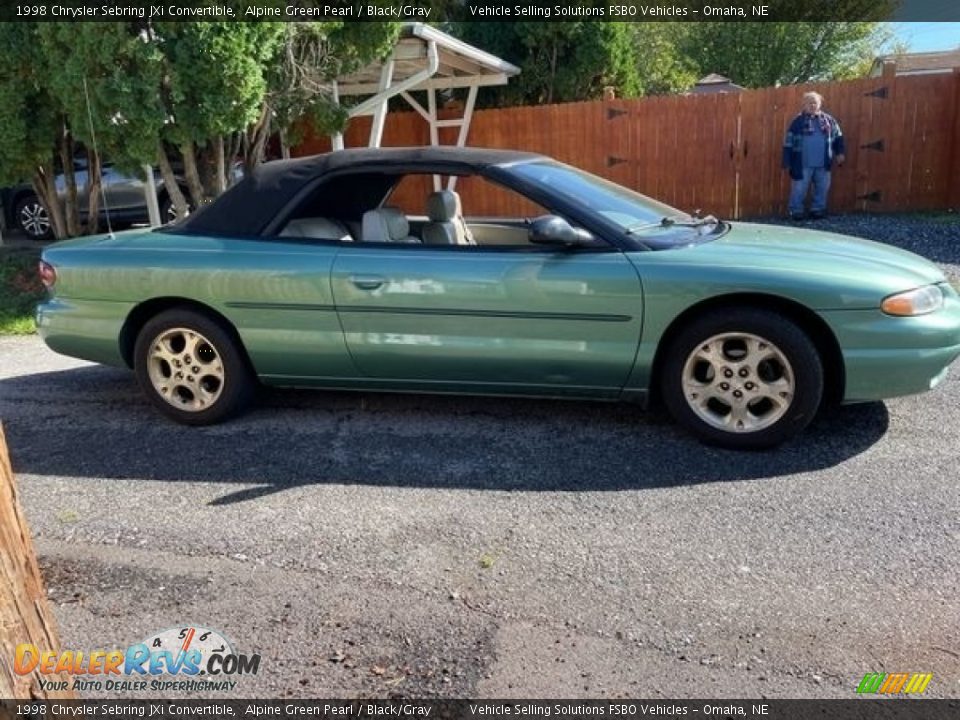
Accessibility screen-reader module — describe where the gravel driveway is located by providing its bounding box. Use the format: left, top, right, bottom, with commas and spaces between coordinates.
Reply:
1, 213, 959, 700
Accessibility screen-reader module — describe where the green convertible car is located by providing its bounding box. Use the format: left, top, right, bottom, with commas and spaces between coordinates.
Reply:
37, 147, 960, 449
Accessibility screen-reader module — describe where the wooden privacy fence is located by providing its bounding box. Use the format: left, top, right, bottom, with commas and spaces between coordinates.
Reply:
295, 69, 960, 220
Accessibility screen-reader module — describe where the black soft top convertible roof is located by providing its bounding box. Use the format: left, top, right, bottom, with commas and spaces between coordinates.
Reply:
177, 147, 544, 237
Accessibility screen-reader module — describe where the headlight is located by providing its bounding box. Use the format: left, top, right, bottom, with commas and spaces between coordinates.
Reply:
881, 285, 944, 316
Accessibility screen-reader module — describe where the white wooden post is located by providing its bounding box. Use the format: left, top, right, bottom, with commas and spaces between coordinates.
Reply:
143, 164, 161, 227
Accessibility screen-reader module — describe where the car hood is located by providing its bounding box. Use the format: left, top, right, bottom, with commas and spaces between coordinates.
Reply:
709, 222, 945, 284
630, 222, 948, 310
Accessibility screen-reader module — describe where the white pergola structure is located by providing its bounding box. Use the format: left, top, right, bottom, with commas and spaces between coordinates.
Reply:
331, 23, 519, 190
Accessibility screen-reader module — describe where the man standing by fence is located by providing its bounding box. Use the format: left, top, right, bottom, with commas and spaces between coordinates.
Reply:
782, 91, 845, 220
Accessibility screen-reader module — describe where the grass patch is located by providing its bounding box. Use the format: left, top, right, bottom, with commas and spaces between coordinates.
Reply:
0, 246, 44, 335
904, 210, 960, 225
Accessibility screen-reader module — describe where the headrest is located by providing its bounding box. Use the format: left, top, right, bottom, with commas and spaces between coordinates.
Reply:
280, 217, 350, 241
362, 207, 410, 242
426, 190, 461, 223
381, 207, 410, 239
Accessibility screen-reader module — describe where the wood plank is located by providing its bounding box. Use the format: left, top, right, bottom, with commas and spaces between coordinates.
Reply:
0, 424, 74, 699
950, 70, 960, 208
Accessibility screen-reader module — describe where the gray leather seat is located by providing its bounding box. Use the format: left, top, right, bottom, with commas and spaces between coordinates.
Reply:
279, 217, 352, 241
422, 190, 474, 246
361, 207, 419, 244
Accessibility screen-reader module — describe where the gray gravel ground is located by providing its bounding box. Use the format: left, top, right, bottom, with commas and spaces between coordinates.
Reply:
1, 213, 959, 700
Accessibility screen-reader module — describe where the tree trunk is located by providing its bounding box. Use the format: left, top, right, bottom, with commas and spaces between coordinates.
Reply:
180, 142, 206, 208
0, 425, 74, 699
245, 103, 271, 175
157, 144, 188, 219
31, 167, 66, 241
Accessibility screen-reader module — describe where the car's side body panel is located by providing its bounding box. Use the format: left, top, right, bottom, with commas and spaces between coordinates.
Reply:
330, 245, 643, 396
39, 231, 356, 379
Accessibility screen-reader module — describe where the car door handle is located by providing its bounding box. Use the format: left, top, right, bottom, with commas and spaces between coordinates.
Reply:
349, 274, 385, 290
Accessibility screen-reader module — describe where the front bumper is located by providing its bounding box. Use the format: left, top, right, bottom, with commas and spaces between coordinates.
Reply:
820, 285, 960, 402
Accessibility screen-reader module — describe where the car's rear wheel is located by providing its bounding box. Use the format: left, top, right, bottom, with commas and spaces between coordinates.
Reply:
134, 309, 254, 425
661, 309, 823, 449
15, 195, 53, 240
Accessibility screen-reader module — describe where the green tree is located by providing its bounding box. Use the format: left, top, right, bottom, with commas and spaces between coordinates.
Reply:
151, 22, 286, 204
452, 20, 641, 106
38, 21, 366, 222
0, 23, 75, 239
254, 21, 401, 167
39, 22, 168, 235
631, 24, 699, 96
677, 21, 895, 88
5, 19, 402, 237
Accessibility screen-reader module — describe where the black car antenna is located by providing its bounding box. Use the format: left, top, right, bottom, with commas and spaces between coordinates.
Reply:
83, 77, 115, 239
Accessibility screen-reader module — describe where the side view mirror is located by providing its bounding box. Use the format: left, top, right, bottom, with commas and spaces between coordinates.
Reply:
528, 215, 594, 248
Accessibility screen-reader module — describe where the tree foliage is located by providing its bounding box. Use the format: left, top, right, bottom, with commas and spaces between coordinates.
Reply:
0, 23, 78, 238
675, 22, 894, 88
450, 15, 896, 102
262, 22, 400, 153
630, 24, 699, 96
0, 20, 399, 237
452, 20, 641, 106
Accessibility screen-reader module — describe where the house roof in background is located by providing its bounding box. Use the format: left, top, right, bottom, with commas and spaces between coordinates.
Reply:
870, 49, 960, 75
689, 74, 745, 94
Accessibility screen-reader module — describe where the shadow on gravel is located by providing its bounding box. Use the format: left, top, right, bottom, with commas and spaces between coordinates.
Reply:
0, 366, 889, 505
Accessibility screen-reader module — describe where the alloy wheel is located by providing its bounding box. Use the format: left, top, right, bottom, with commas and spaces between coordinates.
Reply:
19, 199, 51, 239
681, 332, 795, 433
146, 327, 225, 411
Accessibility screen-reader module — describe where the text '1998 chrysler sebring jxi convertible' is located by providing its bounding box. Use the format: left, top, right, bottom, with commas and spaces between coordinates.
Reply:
36, 147, 960, 449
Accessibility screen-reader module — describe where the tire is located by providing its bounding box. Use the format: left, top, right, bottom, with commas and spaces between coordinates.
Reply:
15, 195, 53, 240
134, 309, 254, 425
660, 308, 823, 449
159, 194, 191, 224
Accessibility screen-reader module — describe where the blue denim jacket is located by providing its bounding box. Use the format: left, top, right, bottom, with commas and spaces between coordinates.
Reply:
782, 111, 846, 181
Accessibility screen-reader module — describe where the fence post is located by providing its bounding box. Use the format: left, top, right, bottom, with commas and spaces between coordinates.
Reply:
0, 424, 74, 699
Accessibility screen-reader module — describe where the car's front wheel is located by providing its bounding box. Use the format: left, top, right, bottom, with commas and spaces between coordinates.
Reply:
134, 309, 254, 425
660, 309, 823, 449
15, 195, 53, 240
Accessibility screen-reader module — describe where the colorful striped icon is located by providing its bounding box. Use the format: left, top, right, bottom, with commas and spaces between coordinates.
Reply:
856, 672, 933, 694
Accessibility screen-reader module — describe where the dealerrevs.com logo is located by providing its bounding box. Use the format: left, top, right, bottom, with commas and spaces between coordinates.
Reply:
15, 626, 260, 693
856, 672, 933, 695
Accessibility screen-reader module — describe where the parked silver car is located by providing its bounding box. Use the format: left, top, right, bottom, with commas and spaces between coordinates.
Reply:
1, 158, 189, 240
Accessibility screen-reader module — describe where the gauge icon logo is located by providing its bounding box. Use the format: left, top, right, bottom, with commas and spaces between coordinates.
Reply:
127, 625, 259, 677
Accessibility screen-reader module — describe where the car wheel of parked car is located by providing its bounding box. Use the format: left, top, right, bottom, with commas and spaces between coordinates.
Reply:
661, 308, 823, 449
134, 309, 254, 425
160, 196, 191, 224
15, 195, 53, 240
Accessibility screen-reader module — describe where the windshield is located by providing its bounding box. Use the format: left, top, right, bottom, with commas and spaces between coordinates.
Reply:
510, 160, 724, 247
